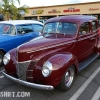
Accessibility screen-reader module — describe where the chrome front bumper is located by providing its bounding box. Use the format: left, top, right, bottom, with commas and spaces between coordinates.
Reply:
1, 70, 54, 90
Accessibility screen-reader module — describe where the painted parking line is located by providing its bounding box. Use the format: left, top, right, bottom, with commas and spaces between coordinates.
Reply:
0, 75, 4, 79
0, 70, 5, 79
91, 87, 100, 100
69, 66, 100, 100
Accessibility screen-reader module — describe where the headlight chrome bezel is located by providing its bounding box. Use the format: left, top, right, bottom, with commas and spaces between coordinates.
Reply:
42, 61, 52, 77
3, 53, 10, 65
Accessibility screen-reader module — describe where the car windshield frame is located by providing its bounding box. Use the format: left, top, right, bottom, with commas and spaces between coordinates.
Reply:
0, 23, 16, 35
42, 22, 77, 38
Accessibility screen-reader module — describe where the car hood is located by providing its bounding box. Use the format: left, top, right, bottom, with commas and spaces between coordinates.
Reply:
17, 36, 74, 62
18, 36, 72, 53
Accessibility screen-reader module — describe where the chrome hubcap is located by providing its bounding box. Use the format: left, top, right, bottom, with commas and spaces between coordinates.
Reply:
65, 67, 74, 87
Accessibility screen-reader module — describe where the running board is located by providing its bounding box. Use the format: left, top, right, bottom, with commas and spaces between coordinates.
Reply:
78, 53, 99, 72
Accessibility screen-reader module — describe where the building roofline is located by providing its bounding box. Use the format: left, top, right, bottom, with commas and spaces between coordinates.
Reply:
28, 1, 100, 9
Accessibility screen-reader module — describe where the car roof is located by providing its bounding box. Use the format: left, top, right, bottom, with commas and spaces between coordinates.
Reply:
0, 20, 43, 25
46, 15, 97, 23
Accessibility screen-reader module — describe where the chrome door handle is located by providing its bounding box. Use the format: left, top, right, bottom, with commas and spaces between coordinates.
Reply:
68, 43, 71, 45
90, 38, 95, 40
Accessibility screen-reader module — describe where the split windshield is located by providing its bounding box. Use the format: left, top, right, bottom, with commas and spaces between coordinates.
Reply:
43, 22, 77, 37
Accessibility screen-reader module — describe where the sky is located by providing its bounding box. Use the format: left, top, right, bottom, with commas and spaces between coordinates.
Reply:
16, 0, 100, 7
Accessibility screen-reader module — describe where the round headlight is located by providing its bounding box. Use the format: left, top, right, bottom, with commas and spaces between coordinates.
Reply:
3, 53, 10, 65
42, 61, 52, 77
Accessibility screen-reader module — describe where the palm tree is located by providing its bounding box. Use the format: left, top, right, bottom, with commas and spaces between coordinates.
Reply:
17, 5, 28, 19
0, 0, 28, 20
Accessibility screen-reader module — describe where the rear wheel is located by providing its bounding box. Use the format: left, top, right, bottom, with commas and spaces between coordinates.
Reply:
0, 51, 4, 67
57, 65, 75, 91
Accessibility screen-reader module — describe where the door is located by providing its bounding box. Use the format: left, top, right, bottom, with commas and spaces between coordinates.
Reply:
76, 22, 97, 62
0, 24, 16, 52
91, 21, 98, 49
15, 24, 43, 46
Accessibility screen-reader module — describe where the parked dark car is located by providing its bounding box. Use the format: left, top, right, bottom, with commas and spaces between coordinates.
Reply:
0, 20, 43, 66
2, 15, 100, 91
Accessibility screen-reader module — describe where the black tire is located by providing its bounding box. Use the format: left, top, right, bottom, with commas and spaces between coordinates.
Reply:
11, 74, 18, 79
0, 51, 4, 67
57, 65, 76, 91
98, 56, 100, 59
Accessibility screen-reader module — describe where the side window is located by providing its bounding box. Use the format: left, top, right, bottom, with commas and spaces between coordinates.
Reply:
92, 21, 97, 32
58, 22, 77, 35
33, 24, 43, 32
0, 24, 16, 35
79, 22, 90, 35
43, 23, 55, 33
16, 24, 33, 34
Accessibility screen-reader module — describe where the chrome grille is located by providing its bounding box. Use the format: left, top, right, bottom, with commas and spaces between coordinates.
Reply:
16, 60, 31, 81
26, 61, 36, 82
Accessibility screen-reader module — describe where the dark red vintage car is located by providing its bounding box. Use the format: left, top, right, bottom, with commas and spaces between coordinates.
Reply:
1, 15, 100, 91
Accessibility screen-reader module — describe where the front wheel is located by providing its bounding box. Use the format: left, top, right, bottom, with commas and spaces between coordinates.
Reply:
0, 51, 4, 67
57, 65, 76, 91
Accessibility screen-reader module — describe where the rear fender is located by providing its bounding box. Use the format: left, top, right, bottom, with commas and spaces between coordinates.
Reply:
96, 36, 100, 53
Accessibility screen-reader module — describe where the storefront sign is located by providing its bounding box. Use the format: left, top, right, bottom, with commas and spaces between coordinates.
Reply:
89, 8, 99, 11
48, 9, 61, 13
32, 10, 43, 14
63, 7, 80, 12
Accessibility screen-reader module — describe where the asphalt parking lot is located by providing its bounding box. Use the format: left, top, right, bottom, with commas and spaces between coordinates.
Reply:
0, 59, 100, 100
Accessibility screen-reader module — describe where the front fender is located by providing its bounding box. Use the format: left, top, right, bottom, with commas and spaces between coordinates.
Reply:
47, 53, 78, 86
48, 53, 78, 74
48, 53, 78, 70
30, 52, 78, 87
4, 48, 17, 75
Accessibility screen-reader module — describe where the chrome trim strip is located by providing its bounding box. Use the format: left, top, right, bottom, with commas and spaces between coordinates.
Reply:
27, 70, 33, 71
26, 77, 33, 78
17, 60, 31, 64
78, 34, 97, 41
1, 70, 54, 90
2, 34, 15, 36
27, 40, 76, 53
